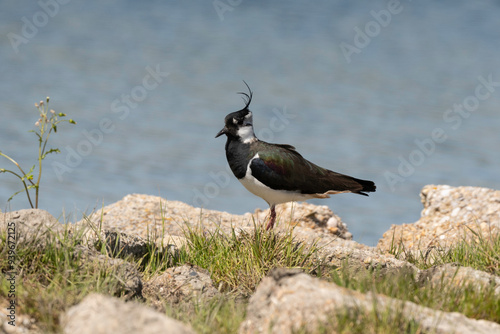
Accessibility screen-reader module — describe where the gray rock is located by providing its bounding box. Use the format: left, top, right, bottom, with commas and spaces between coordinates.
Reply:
239, 269, 500, 334
143, 264, 220, 309
321, 244, 419, 279
74, 223, 182, 270
77, 194, 356, 251
73, 245, 142, 299
0, 310, 40, 334
420, 185, 500, 224
378, 185, 500, 255
1, 209, 62, 247
253, 201, 352, 240
61, 293, 195, 334
418, 263, 500, 296
76, 193, 245, 238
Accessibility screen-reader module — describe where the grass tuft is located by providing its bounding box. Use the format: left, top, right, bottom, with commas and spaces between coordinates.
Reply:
389, 224, 500, 275
177, 220, 321, 296
0, 222, 126, 332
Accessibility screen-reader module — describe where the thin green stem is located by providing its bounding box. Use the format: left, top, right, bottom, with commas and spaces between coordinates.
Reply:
1, 153, 22, 178
1, 169, 34, 208
35, 104, 51, 209
40, 128, 52, 158
0, 153, 35, 187
36, 140, 42, 208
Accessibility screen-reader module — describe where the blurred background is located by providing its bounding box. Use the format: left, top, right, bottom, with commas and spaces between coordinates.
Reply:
1, 0, 499, 246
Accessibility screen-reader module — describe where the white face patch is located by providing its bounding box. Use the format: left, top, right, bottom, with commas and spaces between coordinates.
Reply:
237, 125, 256, 144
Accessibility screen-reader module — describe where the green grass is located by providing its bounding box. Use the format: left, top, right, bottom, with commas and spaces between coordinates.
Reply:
382, 226, 500, 323
431, 227, 500, 276
389, 225, 500, 275
293, 305, 423, 334
327, 260, 500, 325
177, 221, 321, 296
164, 296, 247, 334
0, 222, 127, 332
1, 216, 499, 333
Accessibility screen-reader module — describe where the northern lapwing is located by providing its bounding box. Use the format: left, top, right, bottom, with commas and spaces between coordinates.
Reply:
215, 83, 376, 230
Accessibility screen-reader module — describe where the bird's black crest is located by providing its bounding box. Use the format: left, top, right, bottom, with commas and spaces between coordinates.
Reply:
237, 80, 253, 111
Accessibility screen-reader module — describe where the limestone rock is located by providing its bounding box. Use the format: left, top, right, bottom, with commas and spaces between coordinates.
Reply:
418, 264, 500, 296
377, 185, 500, 255
420, 185, 500, 223
0, 209, 62, 247
0, 301, 40, 334
253, 201, 351, 239
61, 293, 195, 334
239, 269, 500, 334
161, 235, 189, 249
77, 194, 355, 250
320, 244, 419, 279
76, 194, 246, 239
143, 264, 220, 309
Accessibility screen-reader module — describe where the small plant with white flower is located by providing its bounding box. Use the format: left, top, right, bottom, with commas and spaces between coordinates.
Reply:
0, 97, 76, 209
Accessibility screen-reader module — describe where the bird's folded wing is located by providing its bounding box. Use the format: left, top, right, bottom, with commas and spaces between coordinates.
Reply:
250, 146, 327, 193
250, 146, 374, 195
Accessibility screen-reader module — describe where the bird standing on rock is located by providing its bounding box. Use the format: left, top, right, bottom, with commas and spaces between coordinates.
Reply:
215, 83, 376, 230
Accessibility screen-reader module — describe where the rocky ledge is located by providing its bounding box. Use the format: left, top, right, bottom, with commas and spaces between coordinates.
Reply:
1, 184, 499, 333
377, 185, 500, 256
76, 195, 355, 246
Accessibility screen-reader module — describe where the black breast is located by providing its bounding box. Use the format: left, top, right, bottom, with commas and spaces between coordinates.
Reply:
225, 138, 252, 179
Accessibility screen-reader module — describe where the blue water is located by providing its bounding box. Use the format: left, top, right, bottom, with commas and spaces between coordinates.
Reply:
1, 1, 499, 246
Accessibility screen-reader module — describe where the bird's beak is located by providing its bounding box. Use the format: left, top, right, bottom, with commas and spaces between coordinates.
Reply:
215, 127, 227, 138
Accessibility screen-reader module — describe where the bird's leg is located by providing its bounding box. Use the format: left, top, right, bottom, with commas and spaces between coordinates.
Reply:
266, 204, 276, 230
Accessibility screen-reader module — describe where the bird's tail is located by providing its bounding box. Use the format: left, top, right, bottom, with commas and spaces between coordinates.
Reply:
352, 177, 376, 196
324, 171, 376, 197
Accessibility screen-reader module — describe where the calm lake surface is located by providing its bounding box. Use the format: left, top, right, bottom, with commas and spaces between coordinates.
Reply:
1, 0, 499, 246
